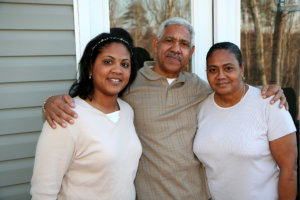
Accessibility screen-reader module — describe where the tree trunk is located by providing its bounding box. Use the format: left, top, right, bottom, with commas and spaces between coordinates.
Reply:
270, 3, 288, 84
245, 31, 252, 81
166, 0, 175, 18
249, 0, 267, 85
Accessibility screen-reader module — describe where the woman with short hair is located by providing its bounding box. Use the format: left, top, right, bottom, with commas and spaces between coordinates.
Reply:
193, 42, 297, 200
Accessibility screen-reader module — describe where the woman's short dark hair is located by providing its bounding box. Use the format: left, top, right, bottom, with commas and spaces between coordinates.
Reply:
69, 32, 137, 99
206, 42, 243, 67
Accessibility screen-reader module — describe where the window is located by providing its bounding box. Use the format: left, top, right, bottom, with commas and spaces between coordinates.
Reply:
109, 0, 191, 69
241, 0, 299, 120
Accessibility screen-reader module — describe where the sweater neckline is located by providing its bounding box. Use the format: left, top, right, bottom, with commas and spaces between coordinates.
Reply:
75, 97, 122, 123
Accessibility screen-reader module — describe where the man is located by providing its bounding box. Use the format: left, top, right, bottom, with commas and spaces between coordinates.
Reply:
43, 18, 286, 199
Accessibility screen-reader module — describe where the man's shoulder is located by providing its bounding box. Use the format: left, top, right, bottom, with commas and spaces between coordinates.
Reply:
118, 98, 134, 112
181, 71, 202, 81
181, 72, 210, 88
247, 85, 272, 104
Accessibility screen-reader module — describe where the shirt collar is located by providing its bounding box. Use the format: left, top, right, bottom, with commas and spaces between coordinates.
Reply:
139, 61, 186, 83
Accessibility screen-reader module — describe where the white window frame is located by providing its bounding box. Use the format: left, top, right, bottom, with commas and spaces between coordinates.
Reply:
73, 0, 110, 71
73, 0, 240, 82
192, 0, 240, 82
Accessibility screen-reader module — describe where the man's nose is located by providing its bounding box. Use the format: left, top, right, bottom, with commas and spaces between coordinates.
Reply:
171, 41, 182, 53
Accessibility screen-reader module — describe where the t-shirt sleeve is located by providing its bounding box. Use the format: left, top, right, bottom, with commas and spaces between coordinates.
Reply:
267, 100, 296, 141
30, 122, 76, 200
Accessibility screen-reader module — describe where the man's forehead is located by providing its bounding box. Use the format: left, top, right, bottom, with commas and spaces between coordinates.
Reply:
162, 25, 191, 41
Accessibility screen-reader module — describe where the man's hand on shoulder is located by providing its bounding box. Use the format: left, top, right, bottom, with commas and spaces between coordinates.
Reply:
261, 84, 288, 110
43, 94, 77, 129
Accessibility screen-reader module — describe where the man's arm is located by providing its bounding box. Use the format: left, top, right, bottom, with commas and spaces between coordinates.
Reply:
43, 94, 77, 129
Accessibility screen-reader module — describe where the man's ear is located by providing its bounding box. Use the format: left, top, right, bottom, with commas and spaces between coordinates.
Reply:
153, 36, 159, 54
189, 45, 195, 59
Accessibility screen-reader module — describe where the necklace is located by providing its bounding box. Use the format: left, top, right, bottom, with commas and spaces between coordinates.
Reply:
87, 99, 119, 114
238, 83, 247, 103
214, 84, 247, 107
242, 84, 245, 97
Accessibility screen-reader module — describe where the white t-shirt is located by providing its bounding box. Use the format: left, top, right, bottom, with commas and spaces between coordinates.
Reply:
106, 110, 120, 123
193, 86, 296, 200
31, 97, 142, 200
167, 78, 176, 84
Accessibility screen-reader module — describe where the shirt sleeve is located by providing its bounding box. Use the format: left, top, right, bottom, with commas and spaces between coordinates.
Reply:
266, 100, 296, 141
30, 122, 76, 200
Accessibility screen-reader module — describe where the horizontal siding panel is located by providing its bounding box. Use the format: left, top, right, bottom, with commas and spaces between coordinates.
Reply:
0, 158, 34, 187
0, 0, 75, 196
0, 0, 72, 4
0, 108, 43, 135
0, 30, 76, 56
0, 3, 74, 30
0, 56, 77, 83
0, 132, 40, 161
0, 80, 73, 109
0, 183, 31, 200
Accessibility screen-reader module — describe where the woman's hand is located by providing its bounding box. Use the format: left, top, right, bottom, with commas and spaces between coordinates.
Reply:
261, 85, 288, 110
43, 94, 78, 129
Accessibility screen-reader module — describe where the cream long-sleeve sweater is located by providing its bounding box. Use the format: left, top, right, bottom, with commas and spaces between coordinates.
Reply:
31, 97, 142, 200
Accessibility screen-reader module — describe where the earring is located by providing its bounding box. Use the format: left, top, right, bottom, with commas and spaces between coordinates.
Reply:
89, 74, 92, 79
242, 75, 245, 81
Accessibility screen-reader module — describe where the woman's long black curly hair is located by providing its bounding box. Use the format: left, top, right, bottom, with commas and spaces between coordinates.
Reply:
69, 32, 137, 99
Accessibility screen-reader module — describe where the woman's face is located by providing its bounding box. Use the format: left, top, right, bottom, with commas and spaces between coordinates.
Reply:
90, 42, 131, 98
206, 49, 244, 96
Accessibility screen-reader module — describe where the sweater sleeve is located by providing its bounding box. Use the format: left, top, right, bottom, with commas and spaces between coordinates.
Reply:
30, 122, 76, 200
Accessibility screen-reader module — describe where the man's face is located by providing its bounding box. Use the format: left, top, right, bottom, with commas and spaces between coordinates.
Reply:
153, 25, 195, 78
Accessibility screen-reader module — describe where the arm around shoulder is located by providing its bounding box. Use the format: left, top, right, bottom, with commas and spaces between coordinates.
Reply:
43, 94, 77, 129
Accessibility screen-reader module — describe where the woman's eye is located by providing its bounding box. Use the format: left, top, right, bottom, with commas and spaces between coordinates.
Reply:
208, 68, 216, 73
122, 62, 130, 68
225, 66, 233, 71
104, 60, 112, 64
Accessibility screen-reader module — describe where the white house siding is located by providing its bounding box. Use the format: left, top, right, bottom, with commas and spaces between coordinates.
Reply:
0, 0, 76, 199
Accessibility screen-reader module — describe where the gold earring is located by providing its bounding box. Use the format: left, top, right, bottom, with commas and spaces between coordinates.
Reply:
242, 75, 245, 81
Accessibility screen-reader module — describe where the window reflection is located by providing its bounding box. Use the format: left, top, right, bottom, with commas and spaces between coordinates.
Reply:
109, 0, 191, 70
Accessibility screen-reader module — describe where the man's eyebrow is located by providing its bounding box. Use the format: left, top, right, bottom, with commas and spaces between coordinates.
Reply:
164, 35, 175, 39
164, 35, 190, 43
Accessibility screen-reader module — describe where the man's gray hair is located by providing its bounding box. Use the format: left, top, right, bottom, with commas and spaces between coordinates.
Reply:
157, 17, 195, 46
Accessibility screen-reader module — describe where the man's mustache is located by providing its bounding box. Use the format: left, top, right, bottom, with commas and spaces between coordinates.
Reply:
166, 52, 183, 62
